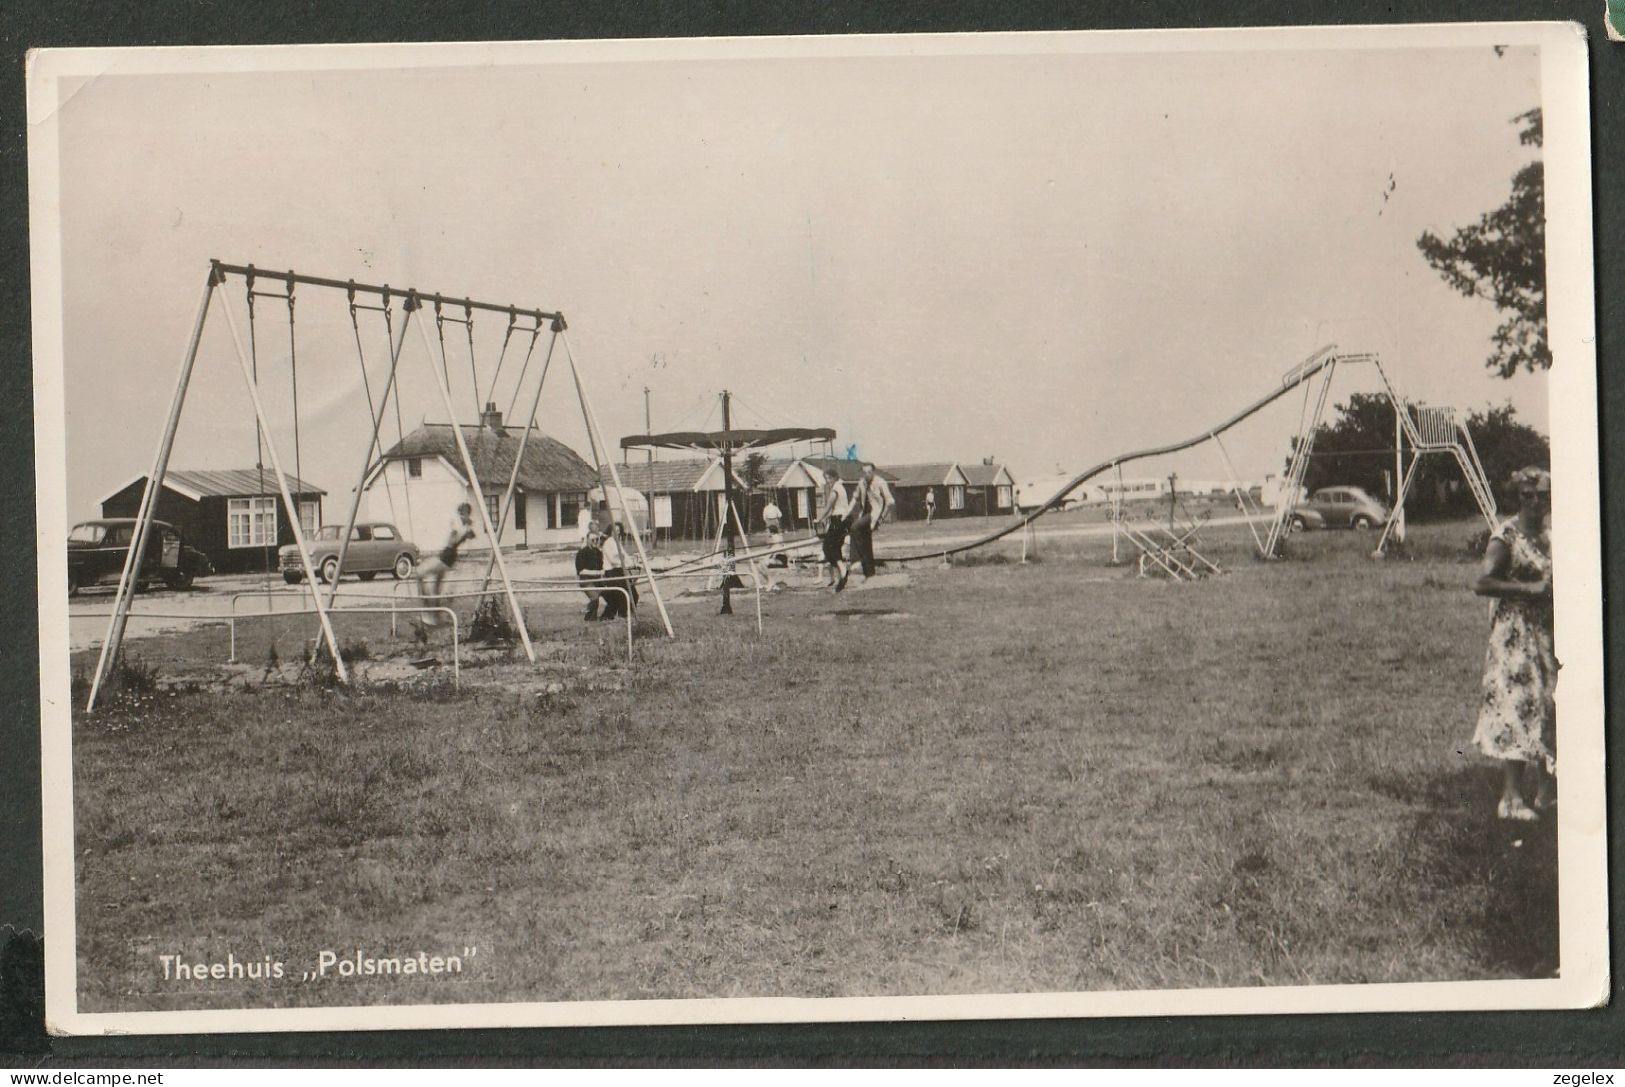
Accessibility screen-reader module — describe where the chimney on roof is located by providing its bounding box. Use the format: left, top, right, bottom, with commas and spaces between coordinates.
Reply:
479, 402, 504, 432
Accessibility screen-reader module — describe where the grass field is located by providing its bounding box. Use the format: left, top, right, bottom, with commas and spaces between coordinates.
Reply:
68, 517, 1557, 1012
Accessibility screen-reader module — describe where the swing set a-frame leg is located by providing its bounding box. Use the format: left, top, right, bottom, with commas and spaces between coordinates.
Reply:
476, 329, 560, 597
564, 331, 676, 638
87, 268, 219, 712
325, 300, 417, 611
411, 295, 537, 663
216, 270, 350, 681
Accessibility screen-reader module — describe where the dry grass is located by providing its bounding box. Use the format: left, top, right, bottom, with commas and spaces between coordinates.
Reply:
68, 518, 1556, 1012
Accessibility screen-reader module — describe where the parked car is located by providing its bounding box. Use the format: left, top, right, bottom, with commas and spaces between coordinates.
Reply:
1288, 486, 1390, 532
280, 522, 418, 584
67, 518, 213, 594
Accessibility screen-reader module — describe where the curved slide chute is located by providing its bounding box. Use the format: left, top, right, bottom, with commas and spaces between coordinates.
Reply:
879, 346, 1340, 565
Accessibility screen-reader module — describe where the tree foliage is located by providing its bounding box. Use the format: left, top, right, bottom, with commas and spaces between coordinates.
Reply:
1416, 108, 1549, 377
742, 451, 768, 529
1293, 392, 1548, 519
742, 451, 768, 493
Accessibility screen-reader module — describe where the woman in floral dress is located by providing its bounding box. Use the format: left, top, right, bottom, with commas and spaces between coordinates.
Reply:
1472, 467, 1555, 822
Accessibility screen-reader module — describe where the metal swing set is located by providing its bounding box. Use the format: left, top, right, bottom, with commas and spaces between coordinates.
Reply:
84, 260, 673, 712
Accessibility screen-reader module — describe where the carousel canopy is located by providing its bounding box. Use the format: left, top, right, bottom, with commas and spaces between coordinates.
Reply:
621, 427, 836, 453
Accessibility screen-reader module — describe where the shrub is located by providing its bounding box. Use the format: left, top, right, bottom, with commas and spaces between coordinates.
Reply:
110, 652, 159, 693
469, 597, 517, 644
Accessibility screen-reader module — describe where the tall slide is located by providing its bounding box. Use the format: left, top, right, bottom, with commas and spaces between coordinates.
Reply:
880, 345, 1350, 565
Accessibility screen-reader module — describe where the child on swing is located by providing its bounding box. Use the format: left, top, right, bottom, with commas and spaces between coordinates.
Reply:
413, 501, 476, 641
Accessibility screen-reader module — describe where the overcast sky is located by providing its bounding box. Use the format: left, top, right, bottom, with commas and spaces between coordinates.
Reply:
44, 36, 1550, 518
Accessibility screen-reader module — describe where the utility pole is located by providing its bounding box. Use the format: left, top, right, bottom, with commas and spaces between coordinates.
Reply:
645, 385, 654, 548
720, 389, 736, 615
1168, 472, 1178, 532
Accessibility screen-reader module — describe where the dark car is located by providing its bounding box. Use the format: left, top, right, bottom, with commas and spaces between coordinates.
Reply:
279, 522, 418, 584
1288, 486, 1390, 532
67, 518, 213, 595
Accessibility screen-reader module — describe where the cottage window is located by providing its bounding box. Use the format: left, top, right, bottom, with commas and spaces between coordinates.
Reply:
560, 494, 582, 530
996, 485, 1012, 509
486, 493, 501, 529
407, 458, 423, 479
298, 499, 319, 536
227, 497, 277, 548
949, 485, 965, 511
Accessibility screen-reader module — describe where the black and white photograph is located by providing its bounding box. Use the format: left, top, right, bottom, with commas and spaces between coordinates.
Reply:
27, 23, 1605, 1035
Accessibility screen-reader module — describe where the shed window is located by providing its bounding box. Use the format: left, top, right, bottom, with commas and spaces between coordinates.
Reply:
298, 499, 319, 535
407, 458, 423, 479
949, 485, 965, 511
996, 485, 1012, 509
228, 497, 277, 548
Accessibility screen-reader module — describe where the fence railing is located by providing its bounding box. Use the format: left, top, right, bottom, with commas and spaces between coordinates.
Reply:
75, 605, 463, 688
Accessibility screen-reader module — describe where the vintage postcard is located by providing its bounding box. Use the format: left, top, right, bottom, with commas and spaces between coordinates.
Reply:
28, 23, 1604, 1035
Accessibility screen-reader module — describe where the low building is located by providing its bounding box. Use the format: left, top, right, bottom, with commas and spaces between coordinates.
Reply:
796, 458, 901, 524
361, 406, 597, 551
1015, 475, 1115, 510
759, 458, 826, 529
882, 463, 969, 521
1100, 476, 1250, 502
960, 462, 1017, 517
98, 468, 326, 574
596, 458, 747, 541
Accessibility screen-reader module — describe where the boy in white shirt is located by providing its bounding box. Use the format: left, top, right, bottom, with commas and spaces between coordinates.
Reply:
414, 501, 475, 636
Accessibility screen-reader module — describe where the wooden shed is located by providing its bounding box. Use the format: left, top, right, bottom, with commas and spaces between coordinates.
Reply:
961, 462, 1017, 517
604, 458, 749, 541
99, 468, 326, 574
882, 462, 970, 521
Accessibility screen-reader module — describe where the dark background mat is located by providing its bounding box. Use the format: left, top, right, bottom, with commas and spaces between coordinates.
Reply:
2, 0, 1620, 1066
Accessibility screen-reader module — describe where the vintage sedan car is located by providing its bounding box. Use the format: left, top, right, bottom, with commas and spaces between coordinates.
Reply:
280, 522, 418, 584
1288, 486, 1390, 532
67, 518, 213, 594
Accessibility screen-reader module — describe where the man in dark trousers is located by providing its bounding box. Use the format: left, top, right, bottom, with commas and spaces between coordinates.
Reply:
845, 462, 892, 581
575, 530, 605, 620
